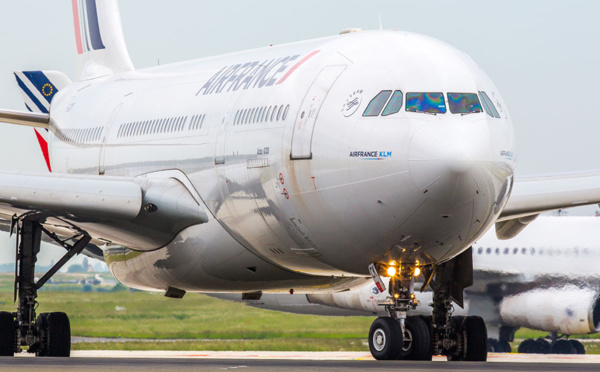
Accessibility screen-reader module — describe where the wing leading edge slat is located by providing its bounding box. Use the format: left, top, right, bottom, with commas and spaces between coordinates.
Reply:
499, 171, 600, 222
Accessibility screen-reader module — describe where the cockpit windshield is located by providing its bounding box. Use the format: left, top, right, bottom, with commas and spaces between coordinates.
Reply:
447, 93, 483, 114
406, 93, 446, 114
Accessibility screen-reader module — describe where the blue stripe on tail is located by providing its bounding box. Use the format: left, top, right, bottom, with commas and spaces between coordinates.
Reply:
14, 74, 48, 114
85, 0, 105, 51
22, 71, 59, 105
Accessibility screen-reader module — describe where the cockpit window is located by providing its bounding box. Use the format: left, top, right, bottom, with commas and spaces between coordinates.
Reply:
363, 90, 392, 117
382, 91, 403, 116
478, 91, 501, 118
447, 93, 483, 114
406, 93, 446, 114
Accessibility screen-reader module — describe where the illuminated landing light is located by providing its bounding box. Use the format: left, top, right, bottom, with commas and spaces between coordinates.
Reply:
414, 267, 421, 277
394, 293, 400, 299
387, 266, 397, 277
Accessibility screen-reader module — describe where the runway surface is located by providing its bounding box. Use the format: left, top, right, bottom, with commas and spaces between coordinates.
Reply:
1, 351, 600, 371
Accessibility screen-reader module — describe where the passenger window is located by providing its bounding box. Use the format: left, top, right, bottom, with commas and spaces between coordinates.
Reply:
277, 105, 283, 121
363, 90, 392, 117
381, 91, 403, 116
406, 93, 446, 114
447, 93, 483, 114
283, 105, 290, 121
267, 107, 273, 121
478, 91, 500, 118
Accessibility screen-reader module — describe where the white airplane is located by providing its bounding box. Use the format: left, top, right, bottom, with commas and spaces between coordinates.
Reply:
2, 0, 600, 361
214, 215, 600, 356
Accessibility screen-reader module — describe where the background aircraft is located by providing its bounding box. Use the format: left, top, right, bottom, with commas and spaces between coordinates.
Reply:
214, 215, 600, 355
0, 0, 600, 362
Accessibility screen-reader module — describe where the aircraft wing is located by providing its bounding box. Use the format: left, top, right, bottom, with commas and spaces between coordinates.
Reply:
496, 171, 600, 239
0, 170, 208, 251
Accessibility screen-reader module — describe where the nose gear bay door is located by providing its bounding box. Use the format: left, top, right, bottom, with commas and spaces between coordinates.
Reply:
290, 65, 346, 160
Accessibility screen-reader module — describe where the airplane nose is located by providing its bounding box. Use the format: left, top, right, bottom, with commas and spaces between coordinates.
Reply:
408, 121, 493, 205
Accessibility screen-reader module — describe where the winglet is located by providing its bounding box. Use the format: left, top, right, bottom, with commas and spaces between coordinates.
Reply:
72, 0, 134, 80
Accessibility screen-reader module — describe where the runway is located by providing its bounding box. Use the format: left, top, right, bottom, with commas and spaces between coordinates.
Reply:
1, 352, 600, 371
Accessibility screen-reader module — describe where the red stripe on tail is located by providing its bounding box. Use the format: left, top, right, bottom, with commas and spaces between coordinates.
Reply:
34, 129, 52, 172
72, 0, 84, 55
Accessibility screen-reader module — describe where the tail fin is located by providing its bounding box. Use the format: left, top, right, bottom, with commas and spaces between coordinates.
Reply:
14, 71, 71, 114
72, 0, 134, 80
13, 70, 70, 173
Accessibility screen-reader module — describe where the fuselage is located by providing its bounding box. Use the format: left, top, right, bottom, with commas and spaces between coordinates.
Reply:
47, 30, 516, 291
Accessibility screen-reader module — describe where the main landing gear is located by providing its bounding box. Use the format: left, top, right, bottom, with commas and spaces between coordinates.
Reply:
0, 216, 90, 357
368, 247, 487, 361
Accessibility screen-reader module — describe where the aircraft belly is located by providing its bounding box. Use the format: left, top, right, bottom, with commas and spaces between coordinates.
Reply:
105, 220, 366, 293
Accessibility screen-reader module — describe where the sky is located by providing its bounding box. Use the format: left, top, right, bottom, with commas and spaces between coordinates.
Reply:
0, 0, 599, 264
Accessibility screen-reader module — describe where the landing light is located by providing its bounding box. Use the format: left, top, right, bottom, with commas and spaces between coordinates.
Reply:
394, 293, 399, 299
414, 267, 421, 277
387, 266, 397, 277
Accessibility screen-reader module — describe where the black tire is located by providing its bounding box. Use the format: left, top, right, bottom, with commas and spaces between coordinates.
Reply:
369, 317, 402, 360
518, 339, 537, 353
447, 316, 465, 361
550, 339, 576, 355
463, 316, 487, 361
418, 315, 435, 357
35, 313, 50, 357
498, 339, 512, 353
46, 312, 70, 357
569, 339, 585, 355
487, 338, 499, 352
535, 338, 550, 354
398, 316, 432, 361
0, 311, 15, 357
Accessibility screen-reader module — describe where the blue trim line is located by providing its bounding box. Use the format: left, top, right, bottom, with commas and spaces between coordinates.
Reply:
14, 74, 48, 114
23, 71, 58, 104
86, 0, 105, 50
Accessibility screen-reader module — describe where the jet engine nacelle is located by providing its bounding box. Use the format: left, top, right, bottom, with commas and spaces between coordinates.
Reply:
499, 287, 600, 335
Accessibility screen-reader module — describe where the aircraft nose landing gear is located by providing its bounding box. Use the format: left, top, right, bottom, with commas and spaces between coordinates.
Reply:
367, 262, 432, 361
0, 217, 91, 357
367, 248, 488, 362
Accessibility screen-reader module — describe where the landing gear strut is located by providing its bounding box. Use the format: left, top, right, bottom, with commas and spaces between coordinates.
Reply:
367, 247, 488, 362
426, 247, 487, 361
0, 216, 90, 357
367, 261, 432, 360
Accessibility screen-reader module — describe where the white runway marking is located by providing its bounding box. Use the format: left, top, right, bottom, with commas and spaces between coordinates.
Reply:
22, 351, 592, 363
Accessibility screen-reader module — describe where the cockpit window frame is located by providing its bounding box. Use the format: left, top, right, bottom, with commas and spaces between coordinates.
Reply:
363, 90, 393, 117
478, 91, 501, 118
405, 92, 447, 114
447, 92, 483, 115
381, 90, 404, 116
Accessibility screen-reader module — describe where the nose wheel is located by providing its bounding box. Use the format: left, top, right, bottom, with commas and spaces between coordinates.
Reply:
368, 317, 402, 360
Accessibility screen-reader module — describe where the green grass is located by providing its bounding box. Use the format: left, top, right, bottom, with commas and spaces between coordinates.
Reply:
0, 273, 373, 341
1, 274, 600, 352
74, 339, 368, 352
0, 290, 373, 340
